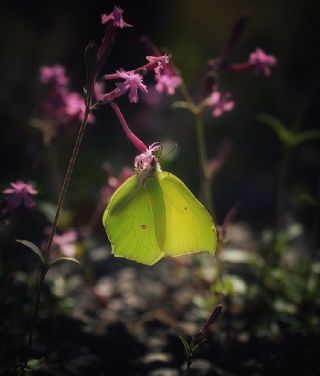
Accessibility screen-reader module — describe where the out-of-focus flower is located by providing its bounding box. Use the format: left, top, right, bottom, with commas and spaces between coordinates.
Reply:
249, 48, 277, 76
134, 143, 161, 171
207, 140, 232, 179
52, 230, 77, 257
3, 181, 38, 209
101, 6, 132, 28
94, 82, 106, 101
116, 70, 148, 103
141, 37, 182, 96
64, 92, 85, 118
146, 55, 170, 75
40, 65, 69, 87
155, 73, 182, 96
100, 165, 133, 203
205, 90, 234, 117
38, 65, 95, 143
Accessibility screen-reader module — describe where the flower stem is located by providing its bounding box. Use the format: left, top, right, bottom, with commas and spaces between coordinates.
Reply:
22, 103, 91, 371
194, 114, 213, 216
44, 106, 91, 263
275, 145, 291, 234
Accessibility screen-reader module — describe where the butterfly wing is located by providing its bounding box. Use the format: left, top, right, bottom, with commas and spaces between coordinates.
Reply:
156, 171, 217, 257
103, 175, 164, 265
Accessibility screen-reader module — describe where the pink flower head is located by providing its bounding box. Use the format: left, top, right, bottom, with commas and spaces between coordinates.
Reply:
64, 92, 84, 117
101, 6, 132, 28
40, 65, 69, 87
94, 82, 106, 101
205, 90, 235, 117
146, 55, 170, 75
3, 181, 38, 209
116, 70, 148, 103
101, 165, 132, 202
134, 142, 162, 171
249, 48, 277, 76
52, 229, 77, 257
155, 73, 182, 96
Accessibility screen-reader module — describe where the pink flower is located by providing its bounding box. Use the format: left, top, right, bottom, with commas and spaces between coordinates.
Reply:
40, 65, 69, 87
249, 48, 277, 76
94, 82, 106, 101
134, 143, 161, 171
64, 92, 84, 117
146, 55, 170, 75
100, 165, 132, 202
3, 181, 38, 209
101, 6, 132, 28
205, 90, 234, 117
155, 73, 182, 96
52, 230, 77, 257
116, 70, 148, 103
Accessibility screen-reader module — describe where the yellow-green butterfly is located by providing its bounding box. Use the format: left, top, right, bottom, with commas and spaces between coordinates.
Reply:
103, 144, 217, 265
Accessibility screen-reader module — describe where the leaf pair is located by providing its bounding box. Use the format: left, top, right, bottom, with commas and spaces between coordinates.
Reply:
16, 240, 80, 268
257, 113, 320, 148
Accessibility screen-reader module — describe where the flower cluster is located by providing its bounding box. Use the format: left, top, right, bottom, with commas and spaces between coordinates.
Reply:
100, 164, 133, 203
1, 180, 38, 220
3, 181, 38, 209
52, 229, 78, 257
205, 90, 235, 117
39, 65, 94, 144
249, 48, 277, 76
202, 46, 276, 118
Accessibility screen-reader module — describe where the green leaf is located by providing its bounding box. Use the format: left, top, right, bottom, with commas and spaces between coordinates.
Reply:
27, 358, 45, 371
49, 257, 81, 268
257, 113, 320, 148
257, 113, 294, 146
172, 101, 197, 113
178, 335, 190, 355
16, 240, 45, 264
292, 130, 320, 146
298, 192, 318, 207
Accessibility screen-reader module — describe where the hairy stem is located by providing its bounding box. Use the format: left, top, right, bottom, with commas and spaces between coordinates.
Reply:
44, 107, 90, 263
22, 102, 91, 371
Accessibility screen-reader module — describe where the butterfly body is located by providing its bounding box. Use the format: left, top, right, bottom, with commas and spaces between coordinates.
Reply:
103, 167, 217, 265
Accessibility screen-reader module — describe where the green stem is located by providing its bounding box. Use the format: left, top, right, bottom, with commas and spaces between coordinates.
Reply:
275, 145, 291, 234
194, 114, 213, 216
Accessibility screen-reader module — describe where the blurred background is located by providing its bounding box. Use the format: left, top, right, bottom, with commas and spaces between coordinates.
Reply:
1, 1, 320, 375
1, 0, 319, 228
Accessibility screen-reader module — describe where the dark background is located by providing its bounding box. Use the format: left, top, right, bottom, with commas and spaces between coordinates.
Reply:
1, 0, 319, 228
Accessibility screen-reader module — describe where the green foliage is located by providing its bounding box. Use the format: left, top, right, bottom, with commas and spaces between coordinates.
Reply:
257, 113, 320, 148
16, 240, 45, 264
49, 256, 81, 268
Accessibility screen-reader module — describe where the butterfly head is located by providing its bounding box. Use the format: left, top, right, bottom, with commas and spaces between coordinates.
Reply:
134, 142, 162, 180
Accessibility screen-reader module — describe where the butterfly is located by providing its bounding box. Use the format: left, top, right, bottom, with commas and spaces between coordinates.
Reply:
102, 144, 217, 265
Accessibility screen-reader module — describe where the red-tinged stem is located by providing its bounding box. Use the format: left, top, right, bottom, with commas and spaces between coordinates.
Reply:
226, 62, 254, 73
104, 58, 165, 81
21, 102, 91, 374
44, 106, 91, 263
111, 102, 147, 153
218, 14, 249, 64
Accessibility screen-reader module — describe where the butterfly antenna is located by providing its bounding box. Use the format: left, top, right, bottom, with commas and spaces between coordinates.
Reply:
160, 142, 178, 162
